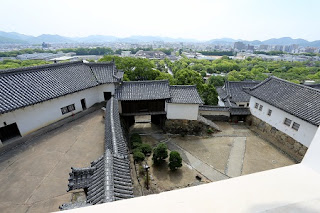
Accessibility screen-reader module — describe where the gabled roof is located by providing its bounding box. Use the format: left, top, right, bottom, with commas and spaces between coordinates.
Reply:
168, 85, 203, 104
115, 80, 170, 101
87, 62, 121, 84
217, 81, 260, 104
0, 61, 121, 114
244, 76, 320, 126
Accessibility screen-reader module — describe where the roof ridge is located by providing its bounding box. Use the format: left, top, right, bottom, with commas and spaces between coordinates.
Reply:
122, 80, 169, 84
0, 61, 84, 75
251, 76, 320, 93
170, 85, 196, 87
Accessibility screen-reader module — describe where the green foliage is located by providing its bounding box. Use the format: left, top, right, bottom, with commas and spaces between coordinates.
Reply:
155, 72, 176, 85
130, 133, 142, 148
0, 59, 51, 70
208, 75, 225, 86
199, 51, 234, 56
133, 151, 145, 162
168, 151, 182, 171
139, 143, 152, 155
152, 143, 168, 165
199, 84, 218, 105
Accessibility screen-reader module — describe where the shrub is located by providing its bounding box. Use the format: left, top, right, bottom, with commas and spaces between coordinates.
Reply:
207, 128, 214, 134
152, 143, 168, 165
140, 143, 152, 155
130, 133, 142, 147
133, 142, 142, 149
133, 151, 145, 162
169, 151, 182, 171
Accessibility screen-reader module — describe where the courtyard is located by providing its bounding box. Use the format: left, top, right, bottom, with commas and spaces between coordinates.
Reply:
131, 118, 295, 196
0, 112, 295, 212
0, 110, 105, 213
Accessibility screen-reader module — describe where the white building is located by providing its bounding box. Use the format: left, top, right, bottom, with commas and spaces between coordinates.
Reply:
0, 61, 123, 144
245, 76, 320, 147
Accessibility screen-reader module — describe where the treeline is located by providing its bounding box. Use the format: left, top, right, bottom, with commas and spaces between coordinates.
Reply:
0, 59, 51, 70
59, 47, 113, 55
0, 48, 56, 57
199, 51, 234, 56
253, 51, 285, 55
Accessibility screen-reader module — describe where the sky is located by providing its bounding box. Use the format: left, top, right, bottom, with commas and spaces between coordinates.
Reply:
1, 0, 320, 41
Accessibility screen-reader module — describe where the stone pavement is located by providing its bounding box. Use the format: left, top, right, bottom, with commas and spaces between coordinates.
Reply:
225, 137, 246, 177
0, 110, 105, 213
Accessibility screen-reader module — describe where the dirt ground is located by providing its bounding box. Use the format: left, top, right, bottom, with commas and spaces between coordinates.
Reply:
0, 110, 105, 213
130, 119, 295, 195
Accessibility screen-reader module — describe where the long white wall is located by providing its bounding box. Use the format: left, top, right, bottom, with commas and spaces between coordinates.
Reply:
166, 103, 199, 120
249, 96, 318, 147
0, 84, 115, 136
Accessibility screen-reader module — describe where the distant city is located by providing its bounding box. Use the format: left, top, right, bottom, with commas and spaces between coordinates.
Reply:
1, 31, 320, 63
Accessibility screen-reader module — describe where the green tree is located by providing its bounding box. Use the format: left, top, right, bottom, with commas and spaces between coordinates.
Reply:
133, 151, 145, 162
208, 75, 225, 86
152, 143, 168, 165
139, 143, 152, 156
168, 151, 182, 171
199, 84, 218, 105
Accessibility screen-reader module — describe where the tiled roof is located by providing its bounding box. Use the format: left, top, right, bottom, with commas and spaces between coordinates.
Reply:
199, 105, 229, 111
61, 98, 133, 210
229, 107, 251, 115
217, 81, 260, 104
0, 61, 121, 114
168, 85, 203, 104
115, 80, 170, 101
87, 62, 121, 83
244, 76, 320, 126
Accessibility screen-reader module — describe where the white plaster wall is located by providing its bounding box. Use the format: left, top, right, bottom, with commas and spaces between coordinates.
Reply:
199, 110, 230, 117
249, 96, 318, 147
218, 96, 225, 106
0, 83, 114, 136
166, 103, 199, 120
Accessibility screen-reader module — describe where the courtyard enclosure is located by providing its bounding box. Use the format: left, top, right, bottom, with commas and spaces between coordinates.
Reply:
249, 96, 318, 147
0, 84, 114, 138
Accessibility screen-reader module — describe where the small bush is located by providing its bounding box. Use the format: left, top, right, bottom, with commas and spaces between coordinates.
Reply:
133, 142, 142, 149
133, 151, 145, 162
169, 151, 182, 171
140, 143, 152, 155
207, 128, 214, 134
130, 133, 142, 147
152, 143, 168, 165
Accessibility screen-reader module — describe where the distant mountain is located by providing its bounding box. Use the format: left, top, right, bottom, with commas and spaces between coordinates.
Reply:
0, 31, 33, 41
0, 35, 27, 44
263, 37, 309, 45
27, 34, 74, 44
0, 31, 319, 47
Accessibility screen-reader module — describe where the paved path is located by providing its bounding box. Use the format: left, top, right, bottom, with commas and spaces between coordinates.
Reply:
166, 140, 229, 181
225, 137, 246, 177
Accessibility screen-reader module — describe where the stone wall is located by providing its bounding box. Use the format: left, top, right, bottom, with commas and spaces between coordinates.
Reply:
246, 115, 307, 162
164, 119, 217, 136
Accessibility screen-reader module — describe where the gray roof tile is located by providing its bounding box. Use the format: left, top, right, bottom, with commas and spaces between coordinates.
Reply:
115, 80, 170, 101
0, 61, 121, 114
217, 81, 260, 105
168, 85, 203, 104
244, 76, 320, 126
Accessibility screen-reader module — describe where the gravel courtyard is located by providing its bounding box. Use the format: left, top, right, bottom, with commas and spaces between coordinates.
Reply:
0, 110, 105, 213
131, 118, 295, 194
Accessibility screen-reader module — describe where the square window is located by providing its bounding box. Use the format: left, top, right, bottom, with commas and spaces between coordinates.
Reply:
267, 109, 272, 116
255, 103, 259, 109
61, 107, 68, 115
284, 118, 292, 126
259, 105, 263, 111
292, 122, 300, 131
